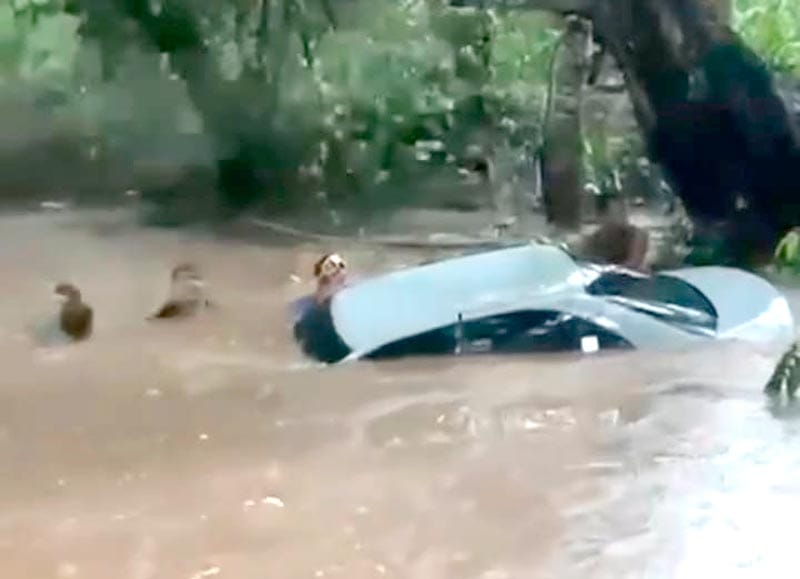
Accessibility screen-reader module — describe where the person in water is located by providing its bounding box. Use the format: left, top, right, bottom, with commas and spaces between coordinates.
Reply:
291, 252, 349, 321
54, 282, 93, 341
291, 252, 352, 363
579, 196, 649, 271
313, 252, 348, 303
148, 262, 212, 320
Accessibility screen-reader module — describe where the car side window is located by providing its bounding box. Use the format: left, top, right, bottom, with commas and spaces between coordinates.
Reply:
365, 325, 457, 359
365, 309, 632, 360
461, 310, 632, 353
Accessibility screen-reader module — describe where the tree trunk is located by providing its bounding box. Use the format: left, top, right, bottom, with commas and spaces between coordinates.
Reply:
453, 0, 800, 265
591, 0, 800, 264
540, 15, 591, 231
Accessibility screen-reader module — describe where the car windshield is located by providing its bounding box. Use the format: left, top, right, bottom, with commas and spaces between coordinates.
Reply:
581, 265, 718, 334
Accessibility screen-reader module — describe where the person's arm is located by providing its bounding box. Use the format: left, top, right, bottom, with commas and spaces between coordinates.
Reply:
623, 227, 650, 272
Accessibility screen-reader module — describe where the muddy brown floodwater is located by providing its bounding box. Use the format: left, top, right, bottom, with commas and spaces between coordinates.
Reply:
1, 208, 800, 579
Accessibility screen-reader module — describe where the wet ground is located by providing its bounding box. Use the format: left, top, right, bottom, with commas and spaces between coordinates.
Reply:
0, 208, 799, 579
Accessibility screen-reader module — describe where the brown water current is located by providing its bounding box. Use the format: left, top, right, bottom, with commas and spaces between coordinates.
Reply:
1, 208, 800, 579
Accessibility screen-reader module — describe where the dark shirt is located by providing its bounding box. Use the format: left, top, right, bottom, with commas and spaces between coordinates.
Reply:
290, 293, 352, 363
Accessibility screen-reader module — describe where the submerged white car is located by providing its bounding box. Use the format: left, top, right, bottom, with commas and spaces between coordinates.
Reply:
292, 243, 795, 364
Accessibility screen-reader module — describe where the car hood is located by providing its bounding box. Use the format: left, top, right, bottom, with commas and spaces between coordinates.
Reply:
665, 266, 795, 345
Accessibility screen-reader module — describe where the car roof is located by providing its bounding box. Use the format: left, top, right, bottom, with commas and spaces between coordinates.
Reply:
330, 243, 586, 356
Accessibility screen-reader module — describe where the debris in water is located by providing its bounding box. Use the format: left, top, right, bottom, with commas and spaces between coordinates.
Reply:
261, 496, 285, 508
189, 565, 221, 579
765, 341, 800, 397
522, 418, 544, 431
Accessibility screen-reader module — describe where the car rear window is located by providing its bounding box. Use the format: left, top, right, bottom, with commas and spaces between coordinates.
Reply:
583, 267, 718, 333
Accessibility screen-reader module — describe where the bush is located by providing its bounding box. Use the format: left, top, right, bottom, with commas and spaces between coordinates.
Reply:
735, 0, 800, 74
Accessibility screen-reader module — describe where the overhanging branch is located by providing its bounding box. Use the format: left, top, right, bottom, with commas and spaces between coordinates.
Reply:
450, 0, 657, 134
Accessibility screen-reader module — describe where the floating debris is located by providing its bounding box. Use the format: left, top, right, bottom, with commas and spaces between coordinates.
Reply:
189, 565, 221, 579
261, 496, 285, 508
765, 342, 800, 397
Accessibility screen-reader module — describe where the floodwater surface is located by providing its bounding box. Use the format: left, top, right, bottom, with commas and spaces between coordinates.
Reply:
0, 208, 798, 579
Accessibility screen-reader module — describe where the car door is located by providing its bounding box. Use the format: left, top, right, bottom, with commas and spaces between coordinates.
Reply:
460, 309, 633, 354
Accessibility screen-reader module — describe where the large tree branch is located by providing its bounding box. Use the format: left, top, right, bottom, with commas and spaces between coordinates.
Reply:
450, 1, 656, 131
452, 0, 800, 265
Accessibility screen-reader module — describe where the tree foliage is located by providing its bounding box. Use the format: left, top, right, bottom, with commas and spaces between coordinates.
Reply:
735, 0, 800, 74
0, 0, 796, 223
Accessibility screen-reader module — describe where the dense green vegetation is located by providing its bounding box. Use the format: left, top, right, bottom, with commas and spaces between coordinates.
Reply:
0, 0, 796, 222
736, 0, 800, 73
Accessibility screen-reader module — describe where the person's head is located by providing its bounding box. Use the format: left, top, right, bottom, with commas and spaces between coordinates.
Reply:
168, 263, 205, 302
54, 282, 81, 303
171, 263, 204, 285
313, 253, 347, 300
